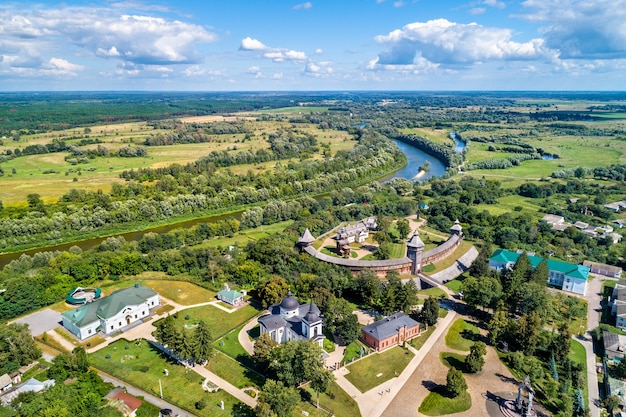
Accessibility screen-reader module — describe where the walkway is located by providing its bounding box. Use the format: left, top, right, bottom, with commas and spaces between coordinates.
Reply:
332, 309, 458, 417
428, 245, 479, 284
192, 364, 257, 408
238, 316, 259, 356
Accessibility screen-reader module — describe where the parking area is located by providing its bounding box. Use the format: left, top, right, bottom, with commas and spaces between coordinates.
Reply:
13, 308, 62, 336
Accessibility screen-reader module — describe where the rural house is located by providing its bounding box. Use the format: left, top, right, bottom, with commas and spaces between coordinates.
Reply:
360, 313, 420, 352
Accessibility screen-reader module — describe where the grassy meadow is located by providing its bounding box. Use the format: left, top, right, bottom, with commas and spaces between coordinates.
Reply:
0, 116, 355, 205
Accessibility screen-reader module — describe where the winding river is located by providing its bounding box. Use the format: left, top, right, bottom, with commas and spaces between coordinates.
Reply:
0, 133, 465, 268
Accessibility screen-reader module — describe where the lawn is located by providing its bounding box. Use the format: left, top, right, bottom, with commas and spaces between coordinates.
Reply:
410, 325, 436, 350
342, 340, 370, 365
445, 319, 481, 352
423, 241, 475, 274
345, 346, 415, 393
418, 287, 448, 299
206, 351, 264, 389
167, 304, 261, 342
301, 381, 361, 417
440, 352, 468, 372
90, 339, 241, 417
418, 389, 471, 416
444, 277, 464, 293
95, 276, 218, 306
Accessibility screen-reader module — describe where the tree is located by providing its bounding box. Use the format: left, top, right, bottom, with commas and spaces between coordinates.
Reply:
517, 312, 541, 356
155, 314, 177, 348
396, 219, 411, 240
258, 276, 289, 309
446, 367, 467, 397
310, 364, 333, 409
461, 276, 502, 312
465, 342, 486, 373
26, 193, 45, 212
531, 259, 549, 285
420, 297, 439, 327
270, 341, 328, 388
573, 388, 585, 417
336, 313, 360, 345
602, 394, 620, 416
468, 242, 492, 278
254, 332, 278, 369
256, 379, 300, 417
487, 301, 508, 346
192, 320, 213, 364
553, 322, 572, 365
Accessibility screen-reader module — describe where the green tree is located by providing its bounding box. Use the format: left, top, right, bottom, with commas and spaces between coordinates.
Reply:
517, 312, 541, 356
258, 276, 289, 309
420, 297, 439, 326
531, 259, 549, 285
254, 332, 278, 369
310, 364, 333, 409
396, 219, 411, 240
573, 388, 585, 417
462, 276, 502, 312
270, 341, 327, 387
487, 301, 508, 346
337, 313, 360, 345
553, 322, 572, 365
602, 394, 620, 416
154, 314, 177, 348
446, 367, 467, 397
193, 320, 213, 364
465, 342, 486, 373
468, 242, 492, 278
256, 379, 300, 417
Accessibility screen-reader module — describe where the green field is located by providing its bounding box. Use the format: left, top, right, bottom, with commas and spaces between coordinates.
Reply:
418, 390, 471, 416
444, 319, 481, 352
345, 346, 414, 392
90, 339, 241, 417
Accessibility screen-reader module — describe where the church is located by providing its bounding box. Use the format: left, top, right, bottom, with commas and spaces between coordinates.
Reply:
258, 292, 325, 347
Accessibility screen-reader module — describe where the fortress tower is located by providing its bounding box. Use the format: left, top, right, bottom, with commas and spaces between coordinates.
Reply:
406, 231, 425, 275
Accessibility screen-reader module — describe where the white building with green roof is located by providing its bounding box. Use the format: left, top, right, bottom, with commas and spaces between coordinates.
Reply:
61, 284, 159, 340
489, 249, 590, 295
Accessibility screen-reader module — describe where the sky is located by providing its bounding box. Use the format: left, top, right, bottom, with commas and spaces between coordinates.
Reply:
1, 0, 625, 91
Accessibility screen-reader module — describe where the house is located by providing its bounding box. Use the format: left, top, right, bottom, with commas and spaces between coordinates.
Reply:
604, 331, 626, 360
0, 375, 11, 393
611, 280, 626, 330
0, 378, 55, 406
61, 284, 159, 340
106, 388, 143, 417
335, 217, 378, 245
574, 221, 589, 230
489, 249, 590, 295
613, 219, 625, 229
258, 292, 325, 348
583, 260, 622, 278
542, 214, 565, 225
217, 284, 245, 306
604, 200, 626, 213
361, 313, 420, 352
608, 377, 626, 407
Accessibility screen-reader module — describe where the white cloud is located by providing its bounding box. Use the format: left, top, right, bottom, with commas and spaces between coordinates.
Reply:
518, 0, 626, 59
239, 37, 307, 63
373, 18, 549, 67
484, 0, 505, 8
304, 60, 334, 77
47, 58, 84, 72
0, 5, 217, 69
248, 66, 264, 78
293, 2, 313, 10
393, 1, 405, 8
239, 37, 268, 51
272, 72, 283, 79
315, 48, 323, 55
469, 8, 486, 15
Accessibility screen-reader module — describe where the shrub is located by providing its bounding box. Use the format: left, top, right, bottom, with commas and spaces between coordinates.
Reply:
195, 399, 207, 410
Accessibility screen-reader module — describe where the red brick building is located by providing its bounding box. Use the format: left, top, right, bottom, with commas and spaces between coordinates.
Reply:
361, 313, 420, 352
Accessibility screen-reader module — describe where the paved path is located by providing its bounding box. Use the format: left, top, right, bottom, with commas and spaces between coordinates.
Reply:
192, 364, 257, 408
98, 369, 194, 416
333, 309, 458, 417
238, 316, 259, 356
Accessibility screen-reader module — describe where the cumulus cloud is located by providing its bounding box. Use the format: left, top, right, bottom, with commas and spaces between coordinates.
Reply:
372, 18, 548, 67
239, 37, 307, 63
304, 60, 334, 77
518, 0, 626, 59
315, 48, 323, 55
0, 5, 217, 71
293, 2, 313, 10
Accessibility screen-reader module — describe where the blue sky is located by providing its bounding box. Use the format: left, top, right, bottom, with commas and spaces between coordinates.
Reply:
1, 0, 625, 91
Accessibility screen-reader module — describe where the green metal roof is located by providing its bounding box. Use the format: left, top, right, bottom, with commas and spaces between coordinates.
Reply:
490, 249, 590, 281
217, 289, 243, 301
62, 285, 157, 327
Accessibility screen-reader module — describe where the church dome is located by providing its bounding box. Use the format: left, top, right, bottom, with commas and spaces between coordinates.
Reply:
280, 291, 299, 311
304, 309, 320, 323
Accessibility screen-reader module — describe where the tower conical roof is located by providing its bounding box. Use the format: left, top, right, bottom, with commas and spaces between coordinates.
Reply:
407, 232, 425, 248
298, 228, 315, 245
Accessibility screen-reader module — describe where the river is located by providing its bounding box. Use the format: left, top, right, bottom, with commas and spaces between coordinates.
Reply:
0, 133, 465, 269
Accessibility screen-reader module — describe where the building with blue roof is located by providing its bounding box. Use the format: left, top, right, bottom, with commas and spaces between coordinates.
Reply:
489, 249, 590, 295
